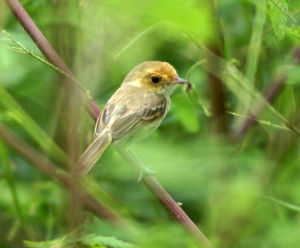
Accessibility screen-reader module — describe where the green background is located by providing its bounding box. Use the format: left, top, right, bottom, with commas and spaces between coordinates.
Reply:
1, 0, 300, 247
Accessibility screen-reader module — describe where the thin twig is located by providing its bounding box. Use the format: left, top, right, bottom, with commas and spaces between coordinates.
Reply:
227, 111, 291, 131
2, 30, 87, 93
4, 0, 100, 121
114, 23, 158, 58
145, 175, 211, 246
188, 36, 300, 138
117, 148, 211, 247
228, 68, 300, 135
235, 46, 300, 138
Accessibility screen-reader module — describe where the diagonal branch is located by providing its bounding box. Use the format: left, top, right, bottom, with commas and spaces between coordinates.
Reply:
4, 0, 100, 121
4, 0, 210, 245
117, 148, 211, 246
0, 123, 126, 228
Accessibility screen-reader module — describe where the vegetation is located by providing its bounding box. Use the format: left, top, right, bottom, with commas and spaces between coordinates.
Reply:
1, 0, 300, 247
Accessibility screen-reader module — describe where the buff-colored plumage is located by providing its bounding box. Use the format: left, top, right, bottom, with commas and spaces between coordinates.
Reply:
75, 61, 189, 175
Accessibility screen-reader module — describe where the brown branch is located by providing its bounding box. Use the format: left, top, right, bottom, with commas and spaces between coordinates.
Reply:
4, 0, 100, 121
144, 176, 211, 246
235, 48, 300, 139
0, 123, 125, 228
5, 1, 73, 77
5, 0, 210, 245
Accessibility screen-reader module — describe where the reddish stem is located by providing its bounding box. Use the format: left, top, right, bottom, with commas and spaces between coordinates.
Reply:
4, 0, 100, 121
236, 48, 300, 139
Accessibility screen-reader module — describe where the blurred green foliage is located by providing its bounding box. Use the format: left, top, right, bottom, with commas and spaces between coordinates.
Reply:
1, 0, 300, 247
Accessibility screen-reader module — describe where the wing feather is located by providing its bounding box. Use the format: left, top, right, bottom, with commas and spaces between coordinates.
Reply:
141, 98, 167, 121
94, 85, 168, 142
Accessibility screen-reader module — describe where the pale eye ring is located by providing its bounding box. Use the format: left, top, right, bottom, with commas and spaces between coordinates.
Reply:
151, 76, 160, 83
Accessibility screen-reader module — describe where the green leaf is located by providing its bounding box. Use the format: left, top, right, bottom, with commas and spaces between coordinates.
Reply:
80, 234, 137, 248
24, 233, 137, 248
24, 236, 71, 248
268, 0, 289, 40
263, 195, 300, 212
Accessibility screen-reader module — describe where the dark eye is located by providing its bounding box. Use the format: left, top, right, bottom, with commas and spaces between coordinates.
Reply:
151, 76, 160, 83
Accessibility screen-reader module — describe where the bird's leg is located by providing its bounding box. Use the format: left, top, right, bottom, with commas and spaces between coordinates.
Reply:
116, 146, 155, 183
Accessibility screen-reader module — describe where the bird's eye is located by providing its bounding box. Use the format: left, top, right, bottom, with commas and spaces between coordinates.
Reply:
151, 76, 160, 83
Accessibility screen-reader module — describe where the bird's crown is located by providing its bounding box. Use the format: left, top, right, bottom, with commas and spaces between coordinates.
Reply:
122, 61, 180, 95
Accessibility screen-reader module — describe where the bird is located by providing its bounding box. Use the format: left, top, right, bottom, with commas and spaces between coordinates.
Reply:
75, 61, 190, 175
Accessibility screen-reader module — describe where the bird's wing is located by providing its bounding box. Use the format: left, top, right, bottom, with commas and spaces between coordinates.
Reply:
94, 100, 140, 141
110, 97, 167, 140
140, 97, 167, 121
95, 90, 167, 142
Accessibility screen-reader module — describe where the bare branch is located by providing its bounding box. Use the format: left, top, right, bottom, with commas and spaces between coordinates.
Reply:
236, 47, 300, 139
4, 0, 100, 121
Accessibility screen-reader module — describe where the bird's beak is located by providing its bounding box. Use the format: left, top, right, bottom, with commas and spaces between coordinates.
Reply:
171, 77, 192, 91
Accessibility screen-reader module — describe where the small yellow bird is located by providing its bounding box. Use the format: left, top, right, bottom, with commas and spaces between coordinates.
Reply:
75, 61, 190, 175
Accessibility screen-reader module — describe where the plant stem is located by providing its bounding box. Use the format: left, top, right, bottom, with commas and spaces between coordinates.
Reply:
117, 148, 211, 247
206, 1, 227, 135
235, 46, 300, 138
4, 0, 100, 121
2, 30, 87, 93
241, 0, 266, 115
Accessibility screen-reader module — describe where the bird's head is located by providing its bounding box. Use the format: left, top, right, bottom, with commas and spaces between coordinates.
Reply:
123, 61, 190, 95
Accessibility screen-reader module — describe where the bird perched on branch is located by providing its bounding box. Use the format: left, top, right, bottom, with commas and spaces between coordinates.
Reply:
75, 61, 191, 175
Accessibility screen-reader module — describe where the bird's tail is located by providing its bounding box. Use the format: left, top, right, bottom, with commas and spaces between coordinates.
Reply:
74, 130, 112, 175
